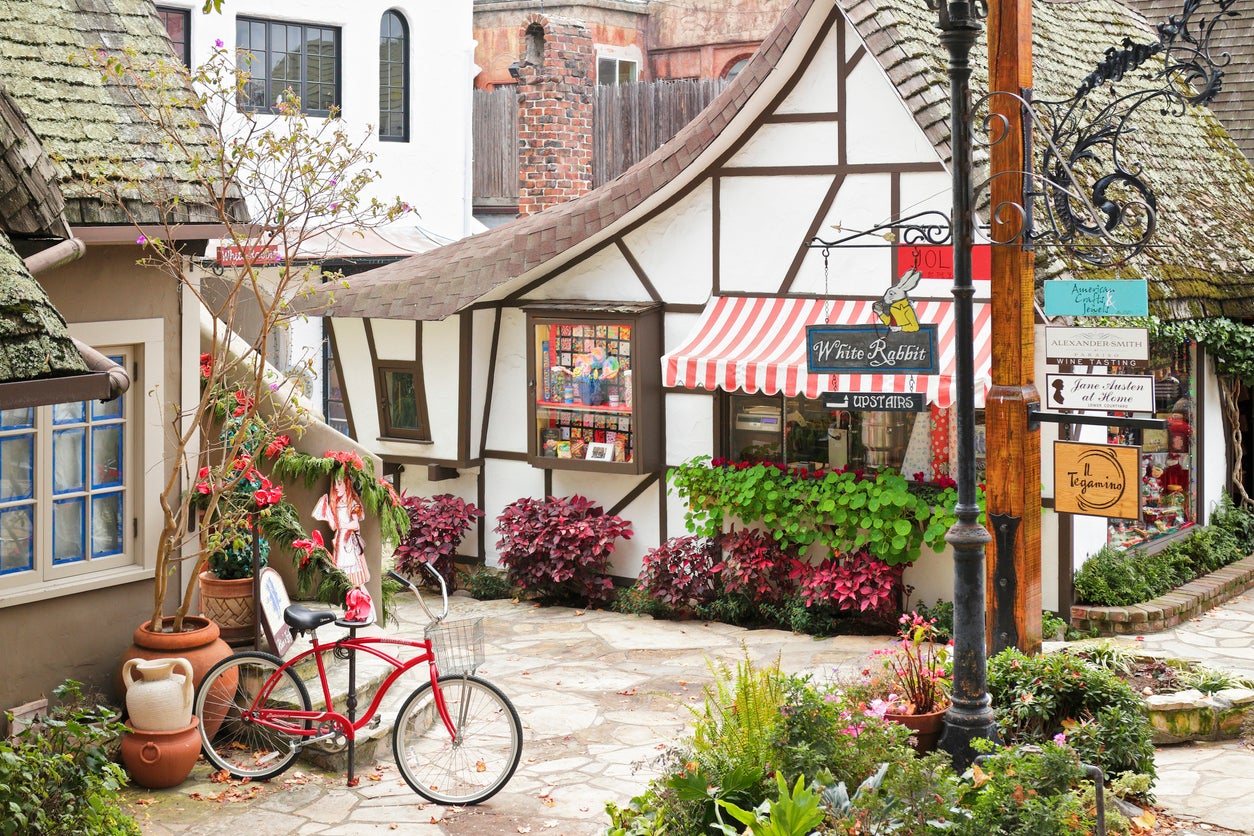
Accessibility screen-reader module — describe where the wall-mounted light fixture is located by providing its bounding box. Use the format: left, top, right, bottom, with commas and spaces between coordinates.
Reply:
508, 61, 522, 80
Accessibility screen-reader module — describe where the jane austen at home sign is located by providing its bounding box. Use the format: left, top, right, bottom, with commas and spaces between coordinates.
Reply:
1054, 441, 1140, 519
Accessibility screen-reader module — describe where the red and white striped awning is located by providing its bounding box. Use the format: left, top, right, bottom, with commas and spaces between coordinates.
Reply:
661, 296, 992, 408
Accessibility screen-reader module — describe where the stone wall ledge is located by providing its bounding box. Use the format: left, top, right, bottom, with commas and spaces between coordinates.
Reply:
1144, 687, 1254, 745
1070, 554, 1254, 637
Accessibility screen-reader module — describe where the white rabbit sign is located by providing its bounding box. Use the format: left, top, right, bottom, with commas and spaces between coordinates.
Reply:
806, 270, 939, 374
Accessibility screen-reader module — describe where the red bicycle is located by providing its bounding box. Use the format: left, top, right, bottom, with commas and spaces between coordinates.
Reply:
193, 566, 523, 805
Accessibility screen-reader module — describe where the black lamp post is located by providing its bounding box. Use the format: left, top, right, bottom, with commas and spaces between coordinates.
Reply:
930, 0, 1000, 769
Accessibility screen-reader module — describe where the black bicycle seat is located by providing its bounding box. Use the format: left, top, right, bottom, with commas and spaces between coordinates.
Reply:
285, 605, 338, 633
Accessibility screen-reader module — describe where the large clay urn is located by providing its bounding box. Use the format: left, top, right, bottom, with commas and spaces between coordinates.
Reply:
122, 657, 194, 731
121, 718, 201, 789
119, 616, 235, 740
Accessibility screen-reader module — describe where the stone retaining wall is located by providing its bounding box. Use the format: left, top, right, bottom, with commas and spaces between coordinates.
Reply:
1070, 554, 1254, 636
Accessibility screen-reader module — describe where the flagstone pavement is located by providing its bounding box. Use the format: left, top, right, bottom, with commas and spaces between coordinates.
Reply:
118, 590, 1254, 835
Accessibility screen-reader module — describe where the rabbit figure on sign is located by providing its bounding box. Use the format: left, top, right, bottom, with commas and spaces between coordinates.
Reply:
872, 268, 922, 333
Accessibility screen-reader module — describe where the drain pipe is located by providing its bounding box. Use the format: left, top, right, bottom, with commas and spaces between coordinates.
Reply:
24, 236, 131, 401
23, 237, 86, 275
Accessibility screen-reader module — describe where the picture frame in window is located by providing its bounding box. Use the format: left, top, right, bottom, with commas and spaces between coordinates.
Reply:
586, 441, 614, 461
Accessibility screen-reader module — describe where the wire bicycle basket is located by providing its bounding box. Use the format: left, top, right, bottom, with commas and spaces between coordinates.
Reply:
425, 617, 485, 676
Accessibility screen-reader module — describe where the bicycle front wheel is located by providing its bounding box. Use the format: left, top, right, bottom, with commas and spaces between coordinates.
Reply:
195, 651, 312, 780
393, 675, 523, 805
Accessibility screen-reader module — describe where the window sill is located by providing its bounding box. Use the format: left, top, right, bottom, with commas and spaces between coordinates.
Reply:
0, 564, 154, 609
377, 435, 433, 445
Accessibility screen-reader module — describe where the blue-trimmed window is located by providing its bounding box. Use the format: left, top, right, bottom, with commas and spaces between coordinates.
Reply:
236, 17, 341, 116
379, 10, 409, 141
0, 357, 128, 579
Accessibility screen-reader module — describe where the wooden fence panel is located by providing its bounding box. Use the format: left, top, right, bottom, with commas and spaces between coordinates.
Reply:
472, 79, 726, 204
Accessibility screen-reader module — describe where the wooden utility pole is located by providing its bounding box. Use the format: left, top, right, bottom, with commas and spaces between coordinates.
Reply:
985, 0, 1042, 655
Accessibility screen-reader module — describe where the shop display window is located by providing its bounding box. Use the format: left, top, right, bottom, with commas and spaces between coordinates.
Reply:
725, 393, 965, 483
525, 304, 660, 473
1106, 342, 1195, 549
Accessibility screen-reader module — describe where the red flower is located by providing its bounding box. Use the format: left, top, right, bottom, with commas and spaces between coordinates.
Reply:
231, 455, 252, 471
232, 389, 254, 416
198, 466, 210, 480
253, 476, 283, 508
199, 353, 213, 379
195, 480, 212, 495
326, 450, 365, 470
291, 530, 324, 567
264, 434, 291, 459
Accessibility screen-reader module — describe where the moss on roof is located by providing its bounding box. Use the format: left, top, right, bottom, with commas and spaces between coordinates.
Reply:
0, 231, 87, 382
0, 0, 238, 227
840, 0, 1254, 320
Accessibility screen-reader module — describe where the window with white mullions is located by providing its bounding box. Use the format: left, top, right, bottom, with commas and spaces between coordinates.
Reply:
236, 16, 341, 116
379, 10, 409, 141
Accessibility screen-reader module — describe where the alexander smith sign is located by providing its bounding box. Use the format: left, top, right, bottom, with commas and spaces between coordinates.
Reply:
806, 324, 939, 375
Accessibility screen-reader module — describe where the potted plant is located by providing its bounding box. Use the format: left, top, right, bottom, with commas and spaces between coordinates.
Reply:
862, 611, 952, 751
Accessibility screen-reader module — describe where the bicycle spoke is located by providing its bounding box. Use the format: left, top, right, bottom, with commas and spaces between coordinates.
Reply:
393, 675, 523, 805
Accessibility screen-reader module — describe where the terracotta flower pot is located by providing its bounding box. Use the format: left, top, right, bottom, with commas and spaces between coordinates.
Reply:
885, 705, 948, 753
199, 571, 257, 646
121, 718, 201, 789
119, 616, 236, 740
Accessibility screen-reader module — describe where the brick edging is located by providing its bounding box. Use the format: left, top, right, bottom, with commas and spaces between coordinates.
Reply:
1070, 554, 1254, 635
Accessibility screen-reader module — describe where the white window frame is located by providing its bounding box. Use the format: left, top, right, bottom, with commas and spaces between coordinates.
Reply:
0, 320, 162, 608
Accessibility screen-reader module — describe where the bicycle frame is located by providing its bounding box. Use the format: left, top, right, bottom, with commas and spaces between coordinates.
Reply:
244, 632, 460, 745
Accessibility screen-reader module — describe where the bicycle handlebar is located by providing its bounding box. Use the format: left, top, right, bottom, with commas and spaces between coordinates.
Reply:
386, 565, 449, 623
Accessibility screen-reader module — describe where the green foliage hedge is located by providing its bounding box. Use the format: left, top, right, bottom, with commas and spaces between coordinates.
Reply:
1073, 495, 1254, 607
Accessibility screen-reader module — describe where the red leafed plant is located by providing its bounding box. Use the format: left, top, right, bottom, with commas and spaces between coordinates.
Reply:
794, 550, 903, 617
393, 493, 484, 590
717, 528, 798, 608
495, 495, 632, 606
639, 536, 721, 611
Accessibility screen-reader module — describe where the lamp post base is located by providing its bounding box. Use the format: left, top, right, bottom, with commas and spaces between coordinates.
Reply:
940, 698, 1000, 770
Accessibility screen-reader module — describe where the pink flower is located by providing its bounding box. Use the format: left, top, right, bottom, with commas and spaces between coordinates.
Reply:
1053, 732, 1067, 745
214, 38, 223, 48
136, 234, 147, 245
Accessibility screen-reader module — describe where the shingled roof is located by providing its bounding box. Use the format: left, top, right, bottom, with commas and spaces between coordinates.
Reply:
309, 0, 1254, 322
1130, 0, 1253, 163
0, 0, 240, 228
0, 85, 70, 239
0, 230, 87, 382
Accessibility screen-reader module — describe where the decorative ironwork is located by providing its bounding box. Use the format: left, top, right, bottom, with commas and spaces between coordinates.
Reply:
805, 210, 953, 252
1021, 0, 1239, 266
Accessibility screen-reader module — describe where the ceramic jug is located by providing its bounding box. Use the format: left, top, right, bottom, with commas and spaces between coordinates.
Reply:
121, 657, 194, 732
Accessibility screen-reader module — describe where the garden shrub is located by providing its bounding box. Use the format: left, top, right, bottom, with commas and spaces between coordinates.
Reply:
462, 565, 514, 600
495, 494, 632, 606
1208, 493, 1254, 553
988, 648, 1156, 781
392, 493, 482, 590
718, 528, 798, 611
638, 535, 721, 612
0, 681, 140, 836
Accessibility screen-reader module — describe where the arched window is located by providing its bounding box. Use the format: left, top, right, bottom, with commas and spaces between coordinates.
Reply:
379, 10, 408, 141
723, 56, 751, 81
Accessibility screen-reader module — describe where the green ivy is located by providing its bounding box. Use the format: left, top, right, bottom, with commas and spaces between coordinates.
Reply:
667, 457, 983, 566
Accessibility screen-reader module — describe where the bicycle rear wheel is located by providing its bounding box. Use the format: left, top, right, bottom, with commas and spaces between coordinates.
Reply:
195, 651, 312, 780
393, 675, 523, 805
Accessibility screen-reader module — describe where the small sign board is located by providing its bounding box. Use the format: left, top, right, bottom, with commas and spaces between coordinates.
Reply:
1044, 373, 1155, 413
806, 324, 939, 375
258, 567, 294, 656
1054, 441, 1141, 519
822, 392, 926, 412
909, 244, 992, 281
216, 244, 281, 267
1043, 279, 1149, 317
1045, 326, 1150, 369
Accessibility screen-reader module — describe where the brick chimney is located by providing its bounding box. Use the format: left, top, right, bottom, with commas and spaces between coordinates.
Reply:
515, 15, 593, 215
